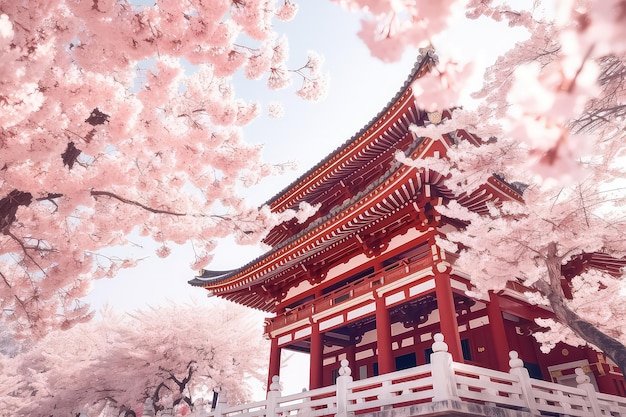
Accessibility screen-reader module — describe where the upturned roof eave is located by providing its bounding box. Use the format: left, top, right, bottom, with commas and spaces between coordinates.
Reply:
191, 166, 525, 292
189, 50, 437, 290
189, 150, 411, 290
262, 49, 436, 210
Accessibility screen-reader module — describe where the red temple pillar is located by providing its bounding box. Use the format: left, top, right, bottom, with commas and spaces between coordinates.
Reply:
434, 268, 463, 362
309, 321, 323, 389
487, 292, 512, 371
375, 294, 395, 374
267, 336, 281, 392
345, 342, 357, 379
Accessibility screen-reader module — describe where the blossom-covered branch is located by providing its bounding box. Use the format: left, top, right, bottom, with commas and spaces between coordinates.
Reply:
0, 0, 324, 337
344, 0, 626, 371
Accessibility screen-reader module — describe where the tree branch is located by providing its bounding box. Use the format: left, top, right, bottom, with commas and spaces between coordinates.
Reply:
151, 382, 170, 414
90, 190, 187, 216
0, 270, 11, 289
0, 190, 33, 233
5, 231, 47, 275
532, 242, 626, 378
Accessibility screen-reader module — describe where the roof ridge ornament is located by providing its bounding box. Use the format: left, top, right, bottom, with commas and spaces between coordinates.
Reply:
418, 46, 438, 63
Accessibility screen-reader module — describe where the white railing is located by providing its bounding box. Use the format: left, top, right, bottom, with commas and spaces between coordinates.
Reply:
180, 334, 626, 417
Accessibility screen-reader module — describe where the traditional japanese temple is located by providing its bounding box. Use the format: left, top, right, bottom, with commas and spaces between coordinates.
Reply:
189, 50, 625, 397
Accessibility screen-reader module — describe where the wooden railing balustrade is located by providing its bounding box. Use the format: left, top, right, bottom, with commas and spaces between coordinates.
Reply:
265, 249, 433, 335
179, 334, 626, 417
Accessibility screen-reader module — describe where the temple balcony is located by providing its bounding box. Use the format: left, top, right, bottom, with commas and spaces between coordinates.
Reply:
184, 334, 626, 417
264, 248, 436, 338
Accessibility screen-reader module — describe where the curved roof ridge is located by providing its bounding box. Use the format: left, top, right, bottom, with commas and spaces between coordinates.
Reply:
194, 269, 239, 280
189, 135, 427, 288
262, 49, 437, 209
189, 50, 437, 289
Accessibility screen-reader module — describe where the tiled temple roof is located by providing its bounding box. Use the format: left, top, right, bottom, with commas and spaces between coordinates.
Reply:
189, 50, 437, 293
188, 49, 525, 311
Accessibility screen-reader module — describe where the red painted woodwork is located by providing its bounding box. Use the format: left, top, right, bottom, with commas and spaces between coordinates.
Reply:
433, 270, 463, 362
345, 344, 356, 378
487, 292, 512, 371
190, 53, 624, 396
265, 253, 433, 337
310, 322, 323, 390
267, 336, 281, 392
375, 295, 394, 375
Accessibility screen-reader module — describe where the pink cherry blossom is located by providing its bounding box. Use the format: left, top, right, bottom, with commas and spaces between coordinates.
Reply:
351, 0, 626, 369
268, 101, 285, 119
0, 0, 326, 338
0, 302, 267, 416
275, 0, 299, 21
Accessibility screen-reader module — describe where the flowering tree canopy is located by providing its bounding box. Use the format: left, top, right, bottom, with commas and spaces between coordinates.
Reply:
3, 0, 626, 376
0, 0, 327, 337
0, 301, 267, 417
341, 0, 626, 370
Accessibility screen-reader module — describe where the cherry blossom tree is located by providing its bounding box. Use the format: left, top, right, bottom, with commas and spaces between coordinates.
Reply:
0, 0, 327, 337
0, 301, 267, 417
338, 0, 626, 371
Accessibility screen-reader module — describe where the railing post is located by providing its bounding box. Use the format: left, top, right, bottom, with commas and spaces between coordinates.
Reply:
576, 368, 603, 416
266, 375, 281, 417
336, 359, 353, 417
508, 351, 539, 415
214, 389, 228, 417
431, 333, 459, 402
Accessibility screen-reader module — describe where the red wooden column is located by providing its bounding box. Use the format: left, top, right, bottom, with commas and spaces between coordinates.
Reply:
487, 291, 512, 371
375, 294, 395, 374
309, 321, 323, 389
267, 336, 281, 392
433, 266, 463, 362
345, 343, 357, 378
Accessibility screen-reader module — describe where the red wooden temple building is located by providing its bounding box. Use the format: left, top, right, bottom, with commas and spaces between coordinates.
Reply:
189, 51, 625, 397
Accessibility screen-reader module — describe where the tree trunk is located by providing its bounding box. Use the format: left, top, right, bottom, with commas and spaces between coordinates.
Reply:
534, 242, 626, 378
